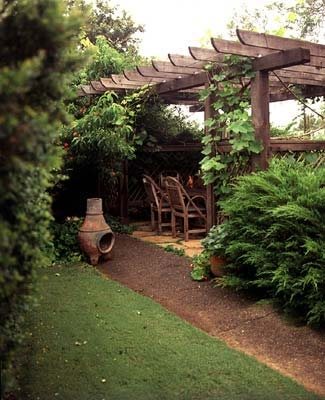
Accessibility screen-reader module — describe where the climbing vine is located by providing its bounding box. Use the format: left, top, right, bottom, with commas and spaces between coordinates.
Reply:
199, 56, 262, 196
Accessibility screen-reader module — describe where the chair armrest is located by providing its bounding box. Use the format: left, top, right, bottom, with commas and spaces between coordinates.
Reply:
185, 195, 207, 220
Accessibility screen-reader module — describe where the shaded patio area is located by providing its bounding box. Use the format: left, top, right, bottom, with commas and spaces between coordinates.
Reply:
131, 220, 203, 257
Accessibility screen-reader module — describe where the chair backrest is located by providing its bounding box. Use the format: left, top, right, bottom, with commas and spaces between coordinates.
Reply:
164, 176, 186, 212
159, 171, 180, 188
143, 175, 162, 208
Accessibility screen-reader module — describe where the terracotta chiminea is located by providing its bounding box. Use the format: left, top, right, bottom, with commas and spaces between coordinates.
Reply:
78, 198, 115, 265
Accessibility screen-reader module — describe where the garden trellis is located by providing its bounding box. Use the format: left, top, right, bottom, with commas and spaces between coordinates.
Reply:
81, 29, 325, 227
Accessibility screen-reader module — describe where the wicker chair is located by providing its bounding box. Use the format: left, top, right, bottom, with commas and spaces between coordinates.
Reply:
164, 176, 207, 241
143, 175, 172, 234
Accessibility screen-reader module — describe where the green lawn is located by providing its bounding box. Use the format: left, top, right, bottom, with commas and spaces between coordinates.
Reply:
16, 264, 321, 400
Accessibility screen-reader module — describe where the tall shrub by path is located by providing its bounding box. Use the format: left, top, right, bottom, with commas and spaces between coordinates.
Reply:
212, 159, 325, 326
0, 0, 83, 383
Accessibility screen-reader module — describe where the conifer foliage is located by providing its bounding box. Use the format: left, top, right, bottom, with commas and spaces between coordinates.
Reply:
0, 0, 83, 374
214, 159, 325, 325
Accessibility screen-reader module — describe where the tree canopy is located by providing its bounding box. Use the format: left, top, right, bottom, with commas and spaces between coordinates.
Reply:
228, 0, 325, 41
68, 0, 144, 54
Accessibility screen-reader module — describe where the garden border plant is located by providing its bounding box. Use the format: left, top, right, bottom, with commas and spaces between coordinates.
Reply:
193, 57, 325, 327
0, 0, 84, 391
213, 158, 325, 326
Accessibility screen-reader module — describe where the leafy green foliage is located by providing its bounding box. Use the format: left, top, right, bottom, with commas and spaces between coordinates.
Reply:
50, 218, 84, 264
76, 36, 142, 83
50, 215, 133, 264
199, 56, 261, 196
212, 159, 325, 325
191, 252, 211, 281
105, 215, 135, 234
59, 86, 152, 215
0, 0, 84, 384
163, 245, 186, 257
135, 101, 203, 148
191, 226, 228, 281
228, 0, 325, 41
68, 0, 144, 54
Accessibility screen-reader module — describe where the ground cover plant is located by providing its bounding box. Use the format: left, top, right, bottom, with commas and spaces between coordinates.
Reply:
13, 264, 322, 400
163, 244, 186, 257
208, 158, 325, 326
50, 215, 133, 263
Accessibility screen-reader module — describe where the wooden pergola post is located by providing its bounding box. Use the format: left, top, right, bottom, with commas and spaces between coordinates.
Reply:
251, 71, 270, 170
120, 160, 129, 224
204, 83, 216, 230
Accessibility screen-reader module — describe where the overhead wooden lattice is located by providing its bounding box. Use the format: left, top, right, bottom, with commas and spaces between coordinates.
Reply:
80, 29, 325, 104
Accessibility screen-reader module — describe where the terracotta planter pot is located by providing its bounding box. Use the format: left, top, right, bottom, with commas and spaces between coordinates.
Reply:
210, 255, 226, 277
78, 198, 115, 265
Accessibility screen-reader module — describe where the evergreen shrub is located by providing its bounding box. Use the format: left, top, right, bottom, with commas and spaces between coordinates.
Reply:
0, 0, 83, 380
213, 159, 325, 325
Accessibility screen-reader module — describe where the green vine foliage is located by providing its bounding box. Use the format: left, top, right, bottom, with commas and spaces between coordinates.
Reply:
199, 56, 262, 196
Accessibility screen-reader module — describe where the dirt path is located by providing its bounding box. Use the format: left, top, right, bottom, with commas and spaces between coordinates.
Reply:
98, 234, 325, 397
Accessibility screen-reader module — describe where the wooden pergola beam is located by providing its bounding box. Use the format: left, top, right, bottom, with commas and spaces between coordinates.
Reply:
237, 29, 325, 57
143, 140, 325, 153
189, 46, 225, 62
168, 54, 207, 69
152, 60, 201, 74
124, 69, 167, 82
211, 38, 271, 58
155, 71, 208, 94
270, 139, 325, 152
90, 80, 107, 92
80, 85, 103, 95
100, 77, 143, 90
111, 74, 155, 87
144, 143, 202, 152
271, 70, 325, 87
212, 37, 325, 74
236, 29, 325, 68
253, 48, 310, 71
137, 66, 186, 79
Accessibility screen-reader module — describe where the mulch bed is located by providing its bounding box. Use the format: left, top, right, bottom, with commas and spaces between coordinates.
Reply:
98, 234, 325, 397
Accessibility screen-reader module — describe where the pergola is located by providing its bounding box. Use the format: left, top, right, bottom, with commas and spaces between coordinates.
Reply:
81, 30, 325, 228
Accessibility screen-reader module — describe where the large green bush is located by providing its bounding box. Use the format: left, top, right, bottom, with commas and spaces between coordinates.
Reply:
212, 159, 325, 325
0, 0, 83, 382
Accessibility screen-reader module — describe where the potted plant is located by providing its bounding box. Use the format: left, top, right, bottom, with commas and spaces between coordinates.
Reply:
202, 225, 227, 277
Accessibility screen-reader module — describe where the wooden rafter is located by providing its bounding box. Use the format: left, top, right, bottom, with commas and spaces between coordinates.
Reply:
152, 60, 202, 74
189, 47, 225, 62
124, 69, 167, 82
211, 38, 325, 75
237, 29, 325, 58
80, 85, 102, 95
111, 74, 154, 86
236, 30, 325, 68
137, 66, 187, 79
90, 80, 106, 92
100, 77, 143, 90
168, 54, 207, 69
81, 30, 325, 104
155, 71, 208, 94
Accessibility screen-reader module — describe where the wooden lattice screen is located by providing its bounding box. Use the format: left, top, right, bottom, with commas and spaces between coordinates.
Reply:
128, 150, 202, 210
272, 149, 325, 169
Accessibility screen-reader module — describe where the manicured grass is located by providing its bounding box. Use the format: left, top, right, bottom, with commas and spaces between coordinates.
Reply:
16, 264, 321, 400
